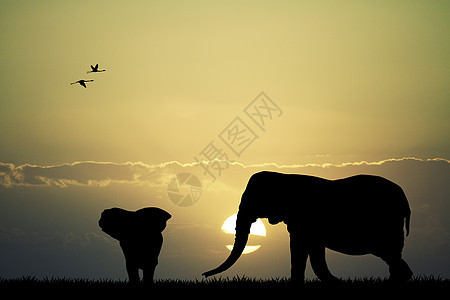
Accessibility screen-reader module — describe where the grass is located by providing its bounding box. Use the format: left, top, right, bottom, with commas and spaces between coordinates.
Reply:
0, 275, 448, 289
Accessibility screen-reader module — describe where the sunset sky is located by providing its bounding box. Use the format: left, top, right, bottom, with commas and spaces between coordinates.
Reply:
0, 1, 449, 280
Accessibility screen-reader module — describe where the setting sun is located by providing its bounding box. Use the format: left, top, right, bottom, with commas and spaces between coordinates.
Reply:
221, 214, 266, 254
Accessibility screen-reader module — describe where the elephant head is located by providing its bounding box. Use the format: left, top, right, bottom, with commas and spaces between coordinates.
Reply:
99, 207, 171, 241
202, 175, 286, 277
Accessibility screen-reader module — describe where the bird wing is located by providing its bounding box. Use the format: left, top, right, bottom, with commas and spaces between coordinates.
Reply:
90, 65, 95, 70
80, 81, 87, 88
94, 64, 99, 70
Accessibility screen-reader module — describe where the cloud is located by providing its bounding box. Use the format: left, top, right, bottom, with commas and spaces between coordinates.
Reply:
1, 157, 448, 188
228, 157, 449, 169
0, 161, 164, 188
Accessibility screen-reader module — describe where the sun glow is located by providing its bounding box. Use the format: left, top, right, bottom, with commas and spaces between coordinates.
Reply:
221, 214, 266, 254
226, 245, 261, 254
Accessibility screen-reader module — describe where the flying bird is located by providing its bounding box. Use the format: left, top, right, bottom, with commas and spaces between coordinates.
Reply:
71, 79, 94, 88
87, 64, 106, 73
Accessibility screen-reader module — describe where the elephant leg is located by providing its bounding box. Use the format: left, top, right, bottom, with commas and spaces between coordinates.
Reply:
289, 235, 308, 284
380, 253, 413, 283
143, 237, 163, 286
125, 259, 140, 284
143, 259, 158, 286
308, 246, 339, 283
120, 242, 140, 284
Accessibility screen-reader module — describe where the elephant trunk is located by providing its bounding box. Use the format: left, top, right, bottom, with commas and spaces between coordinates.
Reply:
202, 214, 252, 278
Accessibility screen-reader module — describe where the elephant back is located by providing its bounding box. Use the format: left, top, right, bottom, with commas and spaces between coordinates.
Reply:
135, 207, 172, 233
240, 171, 329, 221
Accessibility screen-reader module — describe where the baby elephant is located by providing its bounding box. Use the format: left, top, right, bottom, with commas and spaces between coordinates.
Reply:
99, 207, 171, 285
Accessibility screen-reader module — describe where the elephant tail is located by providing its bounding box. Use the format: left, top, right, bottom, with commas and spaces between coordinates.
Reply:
404, 208, 410, 237
400, 188, 411, 237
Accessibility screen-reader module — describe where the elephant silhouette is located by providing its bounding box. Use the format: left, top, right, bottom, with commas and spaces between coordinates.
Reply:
203, 171, 413, 283
99, 207, 171, 285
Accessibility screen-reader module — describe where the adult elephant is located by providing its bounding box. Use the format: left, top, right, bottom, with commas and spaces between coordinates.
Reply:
99, 207, 171, 285
202, 171, 413, 283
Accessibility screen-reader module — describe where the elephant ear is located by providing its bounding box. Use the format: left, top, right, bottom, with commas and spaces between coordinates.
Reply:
136, 207, 172, 232
99, 207, 134, 241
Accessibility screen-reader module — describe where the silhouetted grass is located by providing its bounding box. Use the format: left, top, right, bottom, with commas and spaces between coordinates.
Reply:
0, 275, 448, 290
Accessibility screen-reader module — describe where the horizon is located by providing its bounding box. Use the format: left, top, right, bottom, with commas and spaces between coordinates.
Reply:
0, 1, 449, 281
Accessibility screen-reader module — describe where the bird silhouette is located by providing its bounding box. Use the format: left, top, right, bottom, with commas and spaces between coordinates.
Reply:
87, 64, 106, 73
71, 79, 94, 88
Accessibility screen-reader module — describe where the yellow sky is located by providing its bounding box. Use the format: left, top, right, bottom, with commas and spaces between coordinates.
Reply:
0, 0, 448, 166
